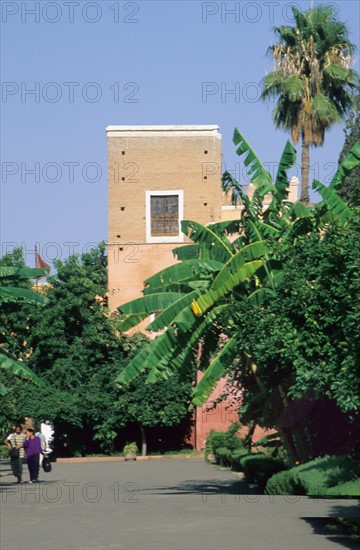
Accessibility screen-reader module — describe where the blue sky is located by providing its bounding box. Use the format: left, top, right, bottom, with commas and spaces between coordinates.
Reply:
1, 0, 359, 268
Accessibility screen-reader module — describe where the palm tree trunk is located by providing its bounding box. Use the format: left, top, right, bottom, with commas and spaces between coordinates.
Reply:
301, 136, 310, 204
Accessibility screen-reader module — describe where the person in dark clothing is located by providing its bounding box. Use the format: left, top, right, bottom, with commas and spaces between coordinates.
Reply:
4, 424, 26, 484
18, 428, 43, 483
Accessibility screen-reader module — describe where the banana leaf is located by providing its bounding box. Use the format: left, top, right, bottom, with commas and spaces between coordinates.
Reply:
117, 313, 149, 332
0, 351, 45, 387
247, 219, 281, 242
272, 140, 297, 203
146, 289, 200, 331
147, 305, 228, 384
115, 336, 162, 385
312, 180, 352, 221
144, 259, 224, 290
0, 287, 48, 305
253, 431, 282, 447
119, 292, 183, 315
329, 139, 360, 190
233, 128, 272, 187
289, 201, 313, 218
192, 260, 262, 315
181, 220, 233, 263
192, 337, 238, 406
222, 170, 251, 208
0, 267, 48, 279
172, 244, 200, 261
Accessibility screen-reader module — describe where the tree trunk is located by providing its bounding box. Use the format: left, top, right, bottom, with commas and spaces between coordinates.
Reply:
301, 137, 310, 204
140, 424, 147, 456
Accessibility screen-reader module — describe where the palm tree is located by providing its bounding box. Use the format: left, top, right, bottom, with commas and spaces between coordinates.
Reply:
261, 5, 358, 203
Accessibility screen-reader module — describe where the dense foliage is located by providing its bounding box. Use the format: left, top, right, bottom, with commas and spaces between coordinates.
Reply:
265, 455, 360, 496
338, 96, 360, 205
0, 244, 194, 455
225, 213, 360, 457
116, 127, 360, 463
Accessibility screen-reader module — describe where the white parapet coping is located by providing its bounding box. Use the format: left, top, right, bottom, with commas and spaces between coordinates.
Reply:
106, 125, 221, 139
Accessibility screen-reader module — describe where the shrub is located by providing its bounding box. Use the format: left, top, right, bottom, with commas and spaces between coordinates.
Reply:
0, 445, 9, 459
215, 447, 233, 467
296, 455, 359, 496
240, 454, 287, 489
231, 448, 251, 471
264, 469, 306, 495
265, 455, 360, 496
206, 422, 245, 465
324, 479, 360, 497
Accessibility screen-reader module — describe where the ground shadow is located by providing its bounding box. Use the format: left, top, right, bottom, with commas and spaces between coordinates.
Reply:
139, 476, 258, 496
303, 500, 360, 550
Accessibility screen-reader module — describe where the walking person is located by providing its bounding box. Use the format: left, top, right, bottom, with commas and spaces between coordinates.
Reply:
4, 424, 26, 484
18, 428, 43, 483
36, 430, 47, 466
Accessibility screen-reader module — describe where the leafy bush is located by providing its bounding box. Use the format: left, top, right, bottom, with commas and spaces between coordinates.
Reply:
296, 455, 359, 496
240, 454, 287, 489
265, 469, 306, 495
265, 455, 360, 496
0, 445, 9, 459
324, 478, 360, 497
231, 448, 251, 471
215, 447, 233, 467
208, 422, 244, 453
206, 422, 246, 465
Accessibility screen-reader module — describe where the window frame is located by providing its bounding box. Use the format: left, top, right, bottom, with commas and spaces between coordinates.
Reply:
145, 190, 184, 243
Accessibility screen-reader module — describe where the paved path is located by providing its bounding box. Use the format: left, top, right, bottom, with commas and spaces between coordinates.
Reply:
1, 458, 358, 550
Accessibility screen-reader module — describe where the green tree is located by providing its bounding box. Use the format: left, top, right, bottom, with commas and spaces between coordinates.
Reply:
338, 95, 360, 205
115, 369, 194, 456
226, 213, 360, 459
20, 244, 128, 454
19, 244, 193, 456
261, 5, 358, 203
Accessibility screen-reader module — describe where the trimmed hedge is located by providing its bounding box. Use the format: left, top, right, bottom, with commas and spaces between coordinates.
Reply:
324, 479, 360, 497
208, 423, 244, 453
215, 447, 233, 467
265, 455, 360, 496
264, 469, 305, 495
206, 422, 247, 466
231, 448, 251, 471
240, 454, 287, 489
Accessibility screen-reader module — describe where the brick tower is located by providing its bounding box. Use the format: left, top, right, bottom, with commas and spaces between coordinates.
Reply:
107, 125, 222, 313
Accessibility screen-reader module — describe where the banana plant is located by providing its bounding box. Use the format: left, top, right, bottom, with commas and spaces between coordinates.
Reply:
115, 131, 296, 401
115, 129, 360, 407
0, 265, 48, 396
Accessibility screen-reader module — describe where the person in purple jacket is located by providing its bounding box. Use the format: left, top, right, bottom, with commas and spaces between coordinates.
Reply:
18, 428, 43, 483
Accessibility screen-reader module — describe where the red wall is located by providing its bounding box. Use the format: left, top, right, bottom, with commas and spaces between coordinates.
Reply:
192, 372, 272, 450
